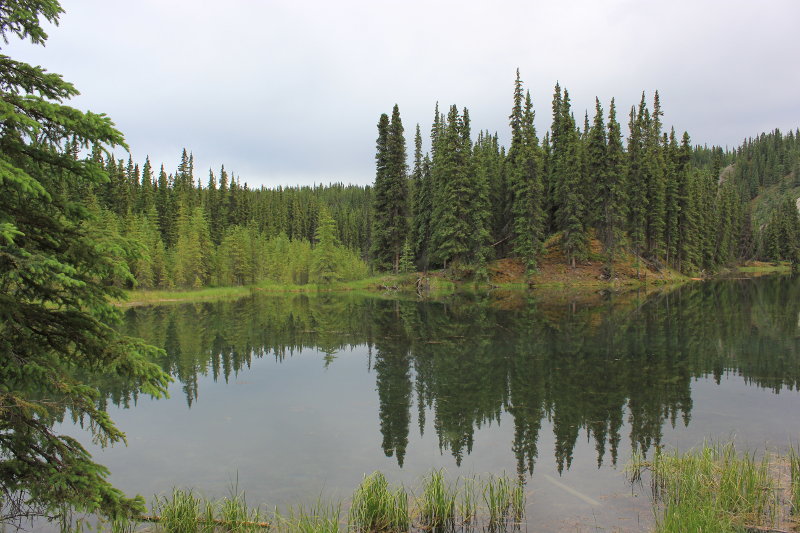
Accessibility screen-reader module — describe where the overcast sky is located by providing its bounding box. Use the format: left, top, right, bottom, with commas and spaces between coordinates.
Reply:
6, 0, 800, 187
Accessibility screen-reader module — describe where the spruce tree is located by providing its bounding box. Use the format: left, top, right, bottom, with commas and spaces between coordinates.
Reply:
311, 205, 340, 284
644, 91, 666, 259
663, 129, 680, 265
586, 98, 607, 236
510, 87, 545, 272
411, 123, 433, 270
0, 2, 170, 523
552, 89, 587, 266
372, 105, 409, 273
626, 103, 647, 265
429, 105, 480, 269
601, 99, 628, 266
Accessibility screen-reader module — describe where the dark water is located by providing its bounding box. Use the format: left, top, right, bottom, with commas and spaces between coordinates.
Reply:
63, 276, 800, 531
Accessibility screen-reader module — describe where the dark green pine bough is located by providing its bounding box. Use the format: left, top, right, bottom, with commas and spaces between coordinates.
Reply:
0, 0, 170, 525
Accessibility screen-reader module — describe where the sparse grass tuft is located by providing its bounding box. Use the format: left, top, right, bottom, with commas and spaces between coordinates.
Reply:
273, 500, 342, 533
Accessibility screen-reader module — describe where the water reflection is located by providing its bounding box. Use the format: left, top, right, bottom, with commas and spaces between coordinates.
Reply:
112, 276, 800, 476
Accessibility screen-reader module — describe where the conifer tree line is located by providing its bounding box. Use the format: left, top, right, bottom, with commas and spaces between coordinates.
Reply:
75, 72, 800, 289
75, 149, 370, 288
372, 70, 800, 275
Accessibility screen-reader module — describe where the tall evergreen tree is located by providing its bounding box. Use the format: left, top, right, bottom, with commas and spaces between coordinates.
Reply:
510, 86, 545, 272
430, 105, 475, 268
373, 105, 410, 273
627, 102, 648, 264
644, 91, 667, 258
586, 98, 607, 232
552, 89, 587, 266
0, 2, 170, 523
601, 99, 628, 266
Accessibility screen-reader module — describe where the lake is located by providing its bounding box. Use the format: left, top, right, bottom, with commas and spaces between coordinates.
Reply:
63, 275, 800, 531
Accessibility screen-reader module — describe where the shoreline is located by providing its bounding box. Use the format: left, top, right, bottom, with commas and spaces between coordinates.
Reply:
113, 262, 791, 307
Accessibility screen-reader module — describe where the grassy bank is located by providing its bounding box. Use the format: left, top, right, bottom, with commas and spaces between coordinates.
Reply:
628, 442, 800, 532
114, 275, 460, 307
734, 261, 792, 274
116, 256, 791, 308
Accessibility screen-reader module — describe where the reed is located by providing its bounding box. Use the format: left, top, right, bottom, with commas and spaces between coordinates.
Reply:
790, 444, 800, 515
417, 469, 456, 530
457, 476, 477, 525
154, 488, 204, 533
509, 478, 525, 524
217, 492, 265, 532
482, 475, 511, 531
629, 442, 781, 532
134, 472, 535, 533
349, 472, 409, 533
273, 500, 342, 533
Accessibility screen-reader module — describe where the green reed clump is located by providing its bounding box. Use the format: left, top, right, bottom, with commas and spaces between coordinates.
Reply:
509, 479, 525, 524
457, 476, 477, 525
349, 472, 409, 532
155, 488, 205, 533
418, 469, 456, 530
790, 445, 800, 515
482, 475, 511, 531
217, 491, 265, 532
629, 442, 780, 533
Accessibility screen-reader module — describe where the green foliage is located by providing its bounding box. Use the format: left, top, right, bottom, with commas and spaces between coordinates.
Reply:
0, 1, 171, 524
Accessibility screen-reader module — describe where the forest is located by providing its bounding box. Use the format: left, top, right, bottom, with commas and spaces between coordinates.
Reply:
74, 71, 800, 290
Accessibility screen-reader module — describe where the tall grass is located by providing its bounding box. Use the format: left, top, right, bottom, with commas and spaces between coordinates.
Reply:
790, 444, 800, 515
458, 476, 478, 525
482, 475, 511, 531
349, 472, 409, 533
417, 469, 456, 530
628, 442, 783, 533
155, 488, 204, 533
273, 500, 341, 533
217, 491, 265, 532
127, 472, 527, 533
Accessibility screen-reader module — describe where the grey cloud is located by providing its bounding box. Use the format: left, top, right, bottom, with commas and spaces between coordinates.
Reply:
6, 0, 799, 187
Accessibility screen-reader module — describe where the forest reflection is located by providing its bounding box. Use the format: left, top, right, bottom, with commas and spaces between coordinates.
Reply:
111, 276, 800, 476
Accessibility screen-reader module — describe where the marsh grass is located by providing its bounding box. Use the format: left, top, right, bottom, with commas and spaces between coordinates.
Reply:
457, 476, 478, 525
482, 476, 511, 531
627, 442, 790, 533
217, 491, 265, 532
349, 472, 409, 533
128, 472, 525, 533
273, 500, 342, 533
417, 469, 456, 531
790, 444, 800, 515
155, 488, 204, 533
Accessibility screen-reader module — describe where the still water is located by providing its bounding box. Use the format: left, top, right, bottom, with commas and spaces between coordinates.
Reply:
64, 276, 800, 531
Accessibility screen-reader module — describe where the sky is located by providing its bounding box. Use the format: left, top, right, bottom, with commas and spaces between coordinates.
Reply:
6, 0, 800, 188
